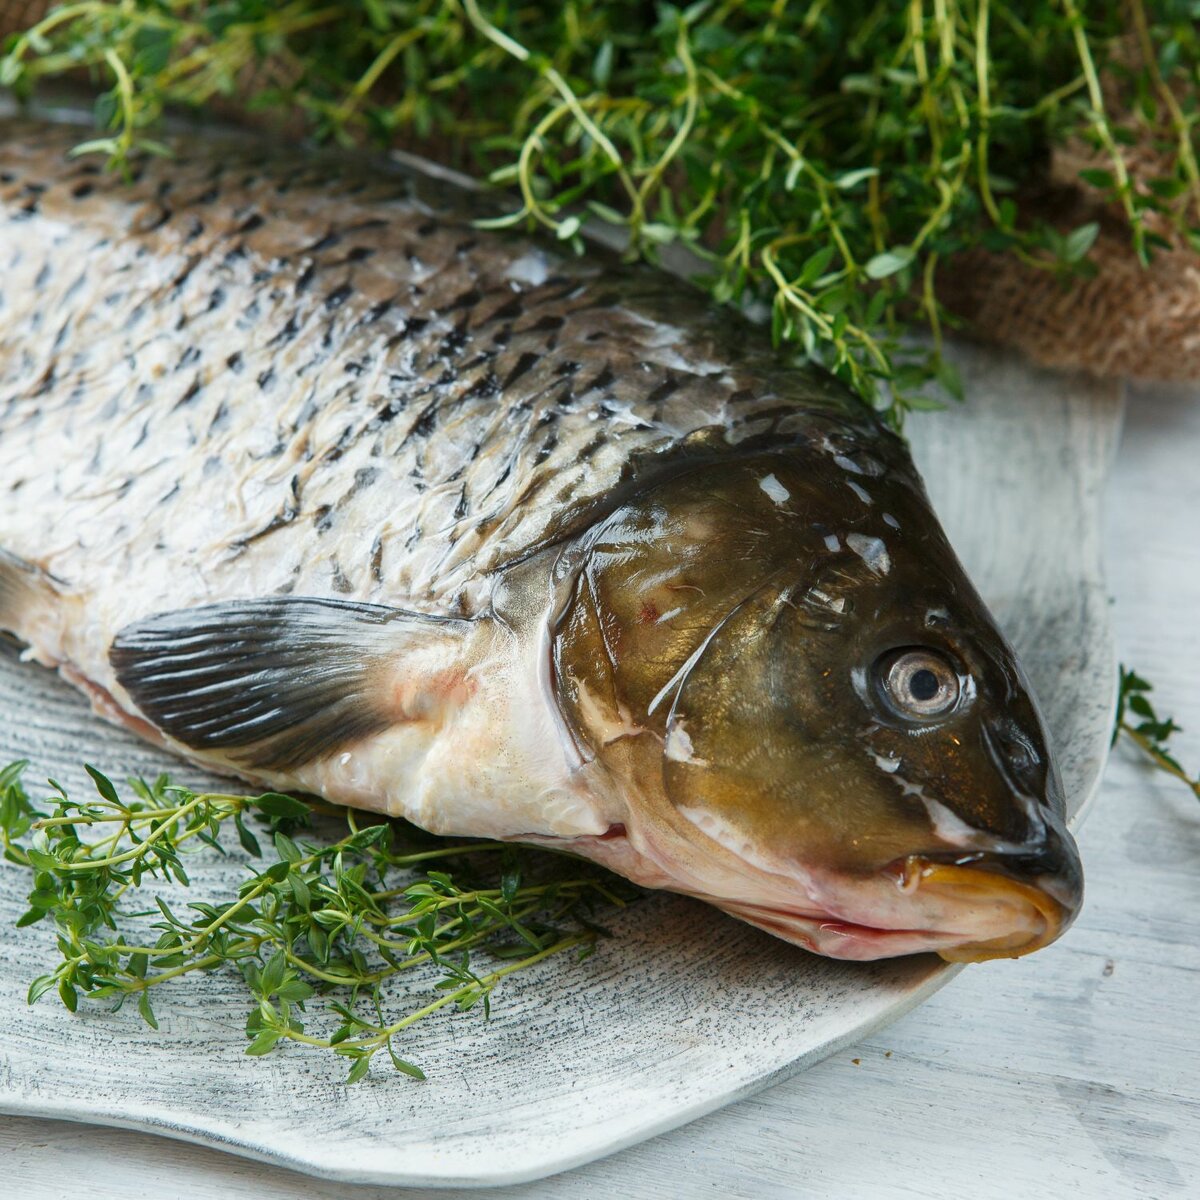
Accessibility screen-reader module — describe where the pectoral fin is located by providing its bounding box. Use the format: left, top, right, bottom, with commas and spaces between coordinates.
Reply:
110, 596, 473, 773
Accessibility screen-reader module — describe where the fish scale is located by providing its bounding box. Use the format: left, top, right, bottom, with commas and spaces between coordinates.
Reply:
0, 116, 1084, 963
0, 116, 861, 664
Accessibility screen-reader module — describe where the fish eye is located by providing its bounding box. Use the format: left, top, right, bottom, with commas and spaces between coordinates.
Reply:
877, 647, 962, 720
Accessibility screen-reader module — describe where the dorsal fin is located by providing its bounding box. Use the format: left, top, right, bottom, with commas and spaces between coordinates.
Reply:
110, 596, 473, 773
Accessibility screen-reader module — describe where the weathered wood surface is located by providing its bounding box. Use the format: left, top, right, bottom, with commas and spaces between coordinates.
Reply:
0, 341, 1150, 1193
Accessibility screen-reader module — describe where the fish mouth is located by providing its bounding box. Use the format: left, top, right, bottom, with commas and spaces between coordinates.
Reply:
718, 856, 1072, 963
557, 817, 1077, 963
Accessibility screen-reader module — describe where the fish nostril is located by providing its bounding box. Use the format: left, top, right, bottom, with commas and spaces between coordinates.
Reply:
983, 720, 1044, 791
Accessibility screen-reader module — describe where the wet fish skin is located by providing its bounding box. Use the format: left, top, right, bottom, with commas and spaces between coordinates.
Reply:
0, 117, 1082, 961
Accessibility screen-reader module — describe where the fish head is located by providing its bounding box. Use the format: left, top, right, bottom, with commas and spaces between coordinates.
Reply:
553, 442, 1082, 962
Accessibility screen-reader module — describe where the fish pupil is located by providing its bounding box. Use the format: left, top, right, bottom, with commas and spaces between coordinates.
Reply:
909, 668, 940, 701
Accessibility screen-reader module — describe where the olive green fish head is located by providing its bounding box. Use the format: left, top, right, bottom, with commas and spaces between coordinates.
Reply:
553, 441, 1082, 962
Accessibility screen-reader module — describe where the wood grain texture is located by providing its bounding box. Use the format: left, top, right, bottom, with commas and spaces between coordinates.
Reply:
0, 341, 1122, 1190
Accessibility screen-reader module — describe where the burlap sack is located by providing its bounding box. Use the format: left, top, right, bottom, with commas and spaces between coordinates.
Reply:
939, 28, 1200, 382
936, 200, 1200, 381
3, 1, 1196, 382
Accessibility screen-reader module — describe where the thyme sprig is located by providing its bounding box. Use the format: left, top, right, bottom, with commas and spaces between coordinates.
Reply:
3, 2, 1198, 424
0, 762, 632, 1083
1114, 666, 1200, 805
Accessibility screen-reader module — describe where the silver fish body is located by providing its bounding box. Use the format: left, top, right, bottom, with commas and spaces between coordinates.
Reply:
0, 118, 1083, 961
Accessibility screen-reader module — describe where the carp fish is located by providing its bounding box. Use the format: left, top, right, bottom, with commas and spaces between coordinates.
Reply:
0, 116, 1083, 963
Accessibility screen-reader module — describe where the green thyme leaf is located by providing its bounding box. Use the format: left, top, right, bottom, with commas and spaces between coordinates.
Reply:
83, 764, 120, 805
254, 793, 311, 819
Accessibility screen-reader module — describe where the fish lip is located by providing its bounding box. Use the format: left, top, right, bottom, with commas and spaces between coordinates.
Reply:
896, 856, 1072, 963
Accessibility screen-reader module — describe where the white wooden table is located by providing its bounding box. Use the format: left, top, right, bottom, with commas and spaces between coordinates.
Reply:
3, 378, 1198, 1199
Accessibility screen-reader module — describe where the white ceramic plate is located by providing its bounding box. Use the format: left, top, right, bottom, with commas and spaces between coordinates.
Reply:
0, 342, 1121, 1188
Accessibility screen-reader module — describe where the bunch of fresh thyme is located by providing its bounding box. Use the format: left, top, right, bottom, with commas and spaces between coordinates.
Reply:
0, 761, 631, 1083
3, 1, 1198, 423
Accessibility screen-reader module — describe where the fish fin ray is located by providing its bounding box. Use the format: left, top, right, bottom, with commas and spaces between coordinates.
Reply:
0, 549, 62, 634
110, 596, 470, 773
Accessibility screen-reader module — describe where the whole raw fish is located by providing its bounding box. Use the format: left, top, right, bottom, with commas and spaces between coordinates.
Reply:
0, 117, 1082, 961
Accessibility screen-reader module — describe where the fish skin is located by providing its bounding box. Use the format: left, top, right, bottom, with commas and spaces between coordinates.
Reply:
0, 119, 865, 624
0, 117, 1082, 961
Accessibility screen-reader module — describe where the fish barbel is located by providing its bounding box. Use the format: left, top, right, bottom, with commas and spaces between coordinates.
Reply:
0, 117, 1082, 962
